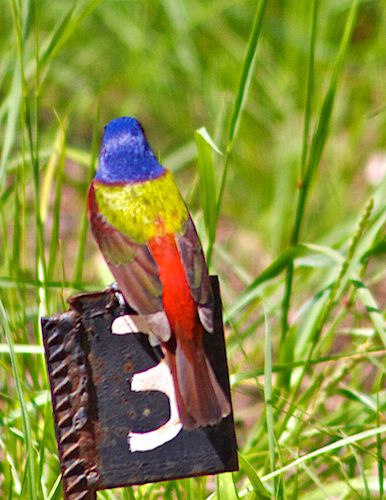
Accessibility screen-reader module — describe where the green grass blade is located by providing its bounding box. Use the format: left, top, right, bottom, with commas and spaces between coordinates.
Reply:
230, 346, 385, 385
37, 399, 51, 500
214, 0, 269, 256
45, 122, 66, 280
238, 454, 271, 498
0, 344, 44, 354
280, 0, 359, 357
0, 68, 21, 190
38, 2, 77, 70
39, 0, 102, 75
73, 93, 100, 284
0, 300, 36, 499
0, 435, 21, 495
260, 425, 386, 484
225, 243, 339, 321
280, 0, 318, 353
376, 386, 384, 499
47, 474, 61, 500
0, 275, 94, 291
194, 127, 222, 265
225, 0, 269, 151
352, 279, 386, 348
215, 473, 239, 500
360, 237, 386, 263
262, 305, 282, 494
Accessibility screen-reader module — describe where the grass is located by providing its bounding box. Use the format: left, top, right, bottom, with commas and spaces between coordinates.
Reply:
1, 0, 385, 498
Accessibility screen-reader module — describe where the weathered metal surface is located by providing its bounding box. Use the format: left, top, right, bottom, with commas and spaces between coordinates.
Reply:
42, 312, 99, 499
42, 276, 238, 498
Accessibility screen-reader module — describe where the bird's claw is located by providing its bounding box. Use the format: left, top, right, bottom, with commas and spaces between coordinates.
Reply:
105, 283, 127, 308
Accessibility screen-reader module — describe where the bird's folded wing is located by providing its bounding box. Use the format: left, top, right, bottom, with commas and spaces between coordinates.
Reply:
175, 215, 214, 333
88, 184, 171, 342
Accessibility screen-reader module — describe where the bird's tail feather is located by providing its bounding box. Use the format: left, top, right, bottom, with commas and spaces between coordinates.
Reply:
162, 346, 197, 429
175, 340, 230, 430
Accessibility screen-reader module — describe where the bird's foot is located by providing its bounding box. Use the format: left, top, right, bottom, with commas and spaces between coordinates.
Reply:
105, 282, 127, 307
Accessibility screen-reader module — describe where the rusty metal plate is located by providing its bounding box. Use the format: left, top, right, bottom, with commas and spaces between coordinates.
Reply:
42, 277, 238, 499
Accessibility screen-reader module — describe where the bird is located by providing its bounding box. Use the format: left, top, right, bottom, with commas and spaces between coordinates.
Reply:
87, 116, 230, 430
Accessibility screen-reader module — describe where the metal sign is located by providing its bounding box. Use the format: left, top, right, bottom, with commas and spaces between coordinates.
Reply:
42, 277, 238, 499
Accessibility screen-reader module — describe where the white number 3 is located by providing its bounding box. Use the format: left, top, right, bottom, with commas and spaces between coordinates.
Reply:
112, 315, 183, 453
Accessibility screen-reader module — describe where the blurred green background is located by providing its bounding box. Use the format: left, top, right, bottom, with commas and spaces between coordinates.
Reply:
0, 0, 385, 498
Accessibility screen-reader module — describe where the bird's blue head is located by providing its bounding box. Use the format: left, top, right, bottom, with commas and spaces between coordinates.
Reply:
95, 117, 165, 184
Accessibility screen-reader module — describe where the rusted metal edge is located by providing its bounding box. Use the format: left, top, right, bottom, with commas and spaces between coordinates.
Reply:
41, 311, 99, 500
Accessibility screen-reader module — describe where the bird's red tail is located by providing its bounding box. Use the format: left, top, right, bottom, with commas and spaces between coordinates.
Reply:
163, 333, 231, 430
149, 232, 231, 429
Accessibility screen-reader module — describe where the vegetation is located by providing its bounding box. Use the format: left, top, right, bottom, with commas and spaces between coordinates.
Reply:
0, 0, 385, 498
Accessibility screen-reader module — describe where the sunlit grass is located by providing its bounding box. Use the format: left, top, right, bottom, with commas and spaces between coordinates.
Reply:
1, 0, 385, 498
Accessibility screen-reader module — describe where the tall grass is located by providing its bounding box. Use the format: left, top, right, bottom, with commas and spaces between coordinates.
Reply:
1, 0, 385, 498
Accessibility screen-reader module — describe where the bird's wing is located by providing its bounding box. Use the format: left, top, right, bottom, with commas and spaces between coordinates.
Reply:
175, 215, 214, 332
88, 183, 171, 342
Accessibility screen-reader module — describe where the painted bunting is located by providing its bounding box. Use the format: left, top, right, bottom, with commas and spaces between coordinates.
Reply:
88, 117, 230, 429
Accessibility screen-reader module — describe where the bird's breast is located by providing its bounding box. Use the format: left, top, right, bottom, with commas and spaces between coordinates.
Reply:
93, 171, 188, 244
